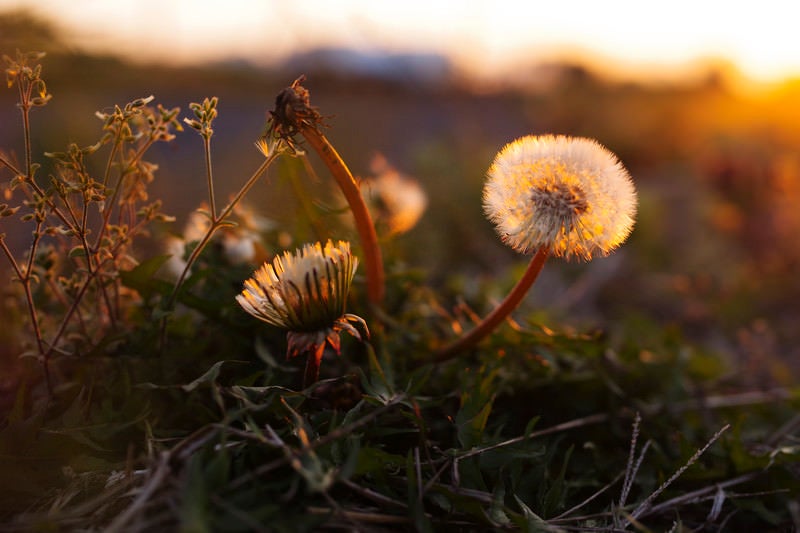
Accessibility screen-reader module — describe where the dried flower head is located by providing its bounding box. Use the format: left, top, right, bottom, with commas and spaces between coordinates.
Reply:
265, 75, 324, 153
236, 240, 368, 383
483, 135, 637, 260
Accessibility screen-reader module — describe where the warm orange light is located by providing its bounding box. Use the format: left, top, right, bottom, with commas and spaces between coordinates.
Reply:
3, 0, 800, 83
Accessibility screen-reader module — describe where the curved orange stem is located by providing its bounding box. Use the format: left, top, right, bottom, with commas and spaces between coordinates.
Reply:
434, 247, 549, 363
298, 125, 385, 307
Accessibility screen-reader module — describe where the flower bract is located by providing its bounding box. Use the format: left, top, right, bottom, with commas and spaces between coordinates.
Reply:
483, 134, 637, 260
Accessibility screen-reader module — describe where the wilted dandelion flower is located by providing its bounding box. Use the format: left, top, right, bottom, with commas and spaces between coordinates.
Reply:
362, 154, 427, 236
236, 240, 368, 384
483, 135, 637, 260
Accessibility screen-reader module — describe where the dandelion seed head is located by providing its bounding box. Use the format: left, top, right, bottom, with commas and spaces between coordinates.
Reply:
483, 134, 637, 260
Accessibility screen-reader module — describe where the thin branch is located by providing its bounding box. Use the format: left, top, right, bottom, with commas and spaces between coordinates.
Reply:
0, 152, 23, 176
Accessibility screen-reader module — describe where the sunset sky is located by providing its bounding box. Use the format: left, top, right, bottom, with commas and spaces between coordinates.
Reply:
2, 0, 799, 83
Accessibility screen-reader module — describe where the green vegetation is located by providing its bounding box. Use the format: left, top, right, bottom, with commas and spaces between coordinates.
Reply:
1, 42, 799, 532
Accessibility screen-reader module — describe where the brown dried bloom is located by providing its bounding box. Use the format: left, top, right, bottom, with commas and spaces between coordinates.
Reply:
266, 75, 324, 153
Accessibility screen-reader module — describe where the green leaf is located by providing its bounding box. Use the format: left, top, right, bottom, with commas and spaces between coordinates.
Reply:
68, 246, 86, 258
455, 368, 498, 449
179, 453, 212, 533
542, 445, 573, 518
337, 439, 361, 481
119, 254, 173, 300
359, 345, 395, 404
406, 450, 434, 533
456, 395, 494, 450
524, 416, 541, 438
352, 446, 406, 477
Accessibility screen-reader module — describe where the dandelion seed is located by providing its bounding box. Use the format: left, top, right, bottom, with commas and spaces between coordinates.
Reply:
236, 240, 368, 385
483, 134, 637, 260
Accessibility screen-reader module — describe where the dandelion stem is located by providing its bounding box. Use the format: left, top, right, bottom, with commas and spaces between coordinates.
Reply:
304, 348, 323, 388
298, 125, 385, 307
434, 247, 549, 363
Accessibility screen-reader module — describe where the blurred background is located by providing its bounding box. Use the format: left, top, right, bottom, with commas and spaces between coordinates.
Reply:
2, 1, 799, 384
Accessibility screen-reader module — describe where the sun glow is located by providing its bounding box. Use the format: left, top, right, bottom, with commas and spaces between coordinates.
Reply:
2, 0, 799, 83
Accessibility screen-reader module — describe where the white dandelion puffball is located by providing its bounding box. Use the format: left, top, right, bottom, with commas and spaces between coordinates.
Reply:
483, 134, 637, 260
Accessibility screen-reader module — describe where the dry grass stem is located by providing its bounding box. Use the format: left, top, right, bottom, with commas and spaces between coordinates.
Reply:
629, 424, 731, 522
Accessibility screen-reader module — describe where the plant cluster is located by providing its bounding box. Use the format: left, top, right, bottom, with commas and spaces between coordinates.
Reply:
1, 52, 798, 532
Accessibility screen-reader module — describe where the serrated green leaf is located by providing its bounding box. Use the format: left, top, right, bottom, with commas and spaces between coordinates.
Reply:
337, 439, 361, 481
124, 253, 172, 283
